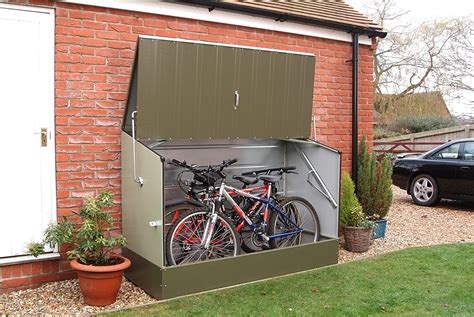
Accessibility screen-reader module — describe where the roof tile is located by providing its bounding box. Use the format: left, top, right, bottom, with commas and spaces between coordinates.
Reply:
220, 0, 382, 31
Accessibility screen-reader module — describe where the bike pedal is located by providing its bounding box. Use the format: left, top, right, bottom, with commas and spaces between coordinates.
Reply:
261, 234, 270, 242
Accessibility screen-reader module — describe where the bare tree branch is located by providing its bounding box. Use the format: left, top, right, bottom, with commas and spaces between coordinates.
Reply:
365, 0, 473, 102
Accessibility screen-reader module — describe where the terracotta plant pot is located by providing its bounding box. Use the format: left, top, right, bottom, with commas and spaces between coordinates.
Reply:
343, 226, 373, 253
70, 255, 131, 306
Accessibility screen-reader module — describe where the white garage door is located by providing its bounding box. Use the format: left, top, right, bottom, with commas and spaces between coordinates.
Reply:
0, 4, 56, 260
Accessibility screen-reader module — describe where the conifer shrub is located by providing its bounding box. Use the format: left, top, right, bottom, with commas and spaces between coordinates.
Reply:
373, 156, 393, 219
357, 137, 394, 220
340, 172, 372, 228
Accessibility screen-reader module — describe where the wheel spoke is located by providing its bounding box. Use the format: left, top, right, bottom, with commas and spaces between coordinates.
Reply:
168, 211, 239, 266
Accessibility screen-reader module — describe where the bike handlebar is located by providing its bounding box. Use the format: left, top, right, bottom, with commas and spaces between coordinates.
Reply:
241, 166, 297, 176
167, 158, 238, 173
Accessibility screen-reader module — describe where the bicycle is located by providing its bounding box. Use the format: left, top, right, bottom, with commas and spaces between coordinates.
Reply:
165, 159, 320, 266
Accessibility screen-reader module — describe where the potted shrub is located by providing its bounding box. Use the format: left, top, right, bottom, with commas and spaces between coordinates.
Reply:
340, 172, 374, 252
28, 191, 130, 306
357, 137, 393, 239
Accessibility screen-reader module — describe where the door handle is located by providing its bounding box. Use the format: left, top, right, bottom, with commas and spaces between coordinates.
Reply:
41, 128, 47, 147
34, 128, 48, 147
459, 166, 470, 171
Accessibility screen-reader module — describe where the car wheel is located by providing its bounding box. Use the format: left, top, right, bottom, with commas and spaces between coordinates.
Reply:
410, 174, 440, 206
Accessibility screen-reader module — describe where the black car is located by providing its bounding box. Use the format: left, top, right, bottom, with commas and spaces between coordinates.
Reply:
392, 138, 474, 206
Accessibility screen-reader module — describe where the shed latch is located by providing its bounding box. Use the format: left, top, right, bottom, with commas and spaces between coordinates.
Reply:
234, 90, 240, 110
149, 220, 162, 228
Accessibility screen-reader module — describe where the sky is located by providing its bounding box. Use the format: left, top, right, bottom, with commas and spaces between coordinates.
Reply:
346, 0, 474, 118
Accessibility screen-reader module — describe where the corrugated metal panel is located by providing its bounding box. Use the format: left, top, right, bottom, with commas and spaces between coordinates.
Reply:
219, 0, 382, 31
136, 37, 315, 140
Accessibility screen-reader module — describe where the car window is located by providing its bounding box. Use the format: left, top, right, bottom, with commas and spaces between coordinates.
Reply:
431, 143, 460, 159
463, 142, 474, 161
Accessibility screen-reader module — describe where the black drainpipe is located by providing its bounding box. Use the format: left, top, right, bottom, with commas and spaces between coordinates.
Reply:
351, 32, 359, 188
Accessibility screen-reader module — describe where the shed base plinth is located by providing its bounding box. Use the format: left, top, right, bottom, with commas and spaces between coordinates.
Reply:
124, 237, 338, 300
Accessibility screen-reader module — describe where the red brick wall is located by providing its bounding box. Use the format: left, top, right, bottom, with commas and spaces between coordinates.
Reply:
1, 0, 374, 293
0, 260, 76, 293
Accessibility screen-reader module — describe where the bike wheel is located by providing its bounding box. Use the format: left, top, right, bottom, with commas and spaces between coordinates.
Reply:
166, 209, 241, 266
268, 196, 320, 249
164, 204, 200, 234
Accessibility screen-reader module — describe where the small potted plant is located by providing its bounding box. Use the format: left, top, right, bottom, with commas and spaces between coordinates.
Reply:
340, 172, 374, 252
28, 191, 130, 306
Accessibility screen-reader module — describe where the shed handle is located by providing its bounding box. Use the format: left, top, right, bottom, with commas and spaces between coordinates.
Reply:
234, 90, 239, 110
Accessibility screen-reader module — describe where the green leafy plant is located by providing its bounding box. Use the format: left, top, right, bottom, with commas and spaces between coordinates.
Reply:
373, 128, 402, 140
340, 172, 373, 228
357, 137, 393, 220
388, 116, 456, 134
28, 191, 126, 265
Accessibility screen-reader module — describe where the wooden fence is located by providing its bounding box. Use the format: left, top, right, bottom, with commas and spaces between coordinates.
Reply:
374, 124, 474, 155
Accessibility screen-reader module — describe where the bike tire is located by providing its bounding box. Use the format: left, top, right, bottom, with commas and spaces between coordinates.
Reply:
165, 208, 241, 266
267, 196, 320, 249
164, 203, 200, 234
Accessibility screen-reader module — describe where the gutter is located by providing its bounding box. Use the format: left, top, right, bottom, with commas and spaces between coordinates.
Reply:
180, 0, 387, 38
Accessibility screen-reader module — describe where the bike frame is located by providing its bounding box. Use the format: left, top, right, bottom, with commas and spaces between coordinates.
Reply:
172, 184, 271, 246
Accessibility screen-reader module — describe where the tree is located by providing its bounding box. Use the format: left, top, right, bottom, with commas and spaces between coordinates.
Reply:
364, 0, 473, 112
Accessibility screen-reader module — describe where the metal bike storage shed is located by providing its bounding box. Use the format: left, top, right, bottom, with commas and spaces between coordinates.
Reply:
122, 36, 341, 299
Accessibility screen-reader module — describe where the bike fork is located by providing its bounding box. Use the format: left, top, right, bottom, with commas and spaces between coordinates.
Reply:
259, 183, 272, 242
201, 202, 218, 250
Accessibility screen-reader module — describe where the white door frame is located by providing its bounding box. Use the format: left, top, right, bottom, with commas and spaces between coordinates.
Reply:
0, 3, 58, 265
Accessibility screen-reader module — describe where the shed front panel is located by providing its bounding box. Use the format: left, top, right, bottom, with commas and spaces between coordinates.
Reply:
136, 37, 315, 140
122, 132, 165, 267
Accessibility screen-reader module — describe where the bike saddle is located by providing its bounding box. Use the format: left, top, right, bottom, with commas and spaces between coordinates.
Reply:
258, 174, 281, 184
190, 184, 208, 195
233, 175, 258, 185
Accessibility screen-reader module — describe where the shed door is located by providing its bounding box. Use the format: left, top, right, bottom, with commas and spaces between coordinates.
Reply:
136, 38, 315, 140
0, 5, 55, 259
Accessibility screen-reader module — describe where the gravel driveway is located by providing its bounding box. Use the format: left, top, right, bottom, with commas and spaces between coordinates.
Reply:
1, 186, 473, 315
339, 186, 473, 263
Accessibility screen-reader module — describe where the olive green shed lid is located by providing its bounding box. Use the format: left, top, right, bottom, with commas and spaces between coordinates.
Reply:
128, 36, 315, 140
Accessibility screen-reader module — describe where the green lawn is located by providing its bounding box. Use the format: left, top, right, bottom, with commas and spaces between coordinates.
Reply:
103, 243, 474, 316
